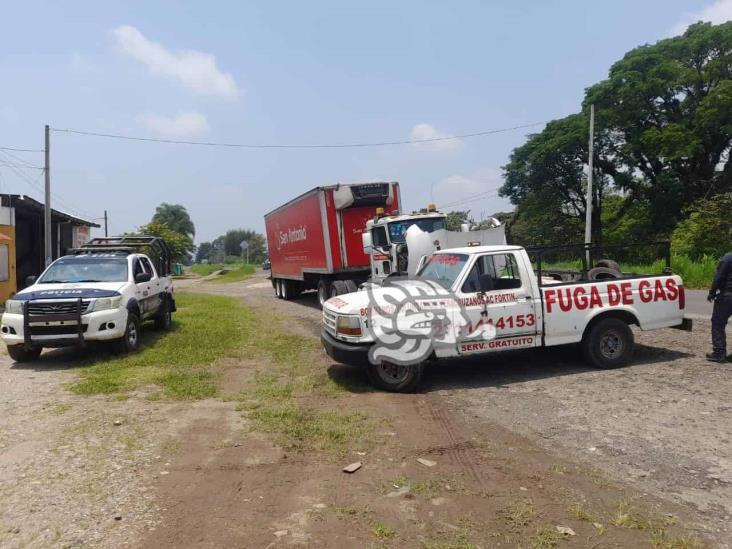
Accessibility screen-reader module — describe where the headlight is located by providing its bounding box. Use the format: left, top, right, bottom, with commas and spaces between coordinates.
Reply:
92, 296, 123, 312
4, 300, 23, 314
336, 315, 362, 336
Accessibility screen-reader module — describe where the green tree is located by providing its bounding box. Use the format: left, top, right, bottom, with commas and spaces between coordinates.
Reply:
500, 113, 629, 244
221, 229, 267, 263
585, 21, 732, 232
151, 203, 196, 238
195, 242, 213, 263
444, 210, 472, 231
134, 222, 195, 262
672, 192, 732, 258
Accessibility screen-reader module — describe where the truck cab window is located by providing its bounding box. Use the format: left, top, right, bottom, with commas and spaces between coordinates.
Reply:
461, 253, 522, 293
133, 259, 147, 279
372, 226, 389, 248
140, 258, 156, 279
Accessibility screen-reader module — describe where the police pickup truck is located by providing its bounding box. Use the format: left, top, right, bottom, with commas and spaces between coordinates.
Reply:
1, 236, 175, 362
321, 243, 691, 391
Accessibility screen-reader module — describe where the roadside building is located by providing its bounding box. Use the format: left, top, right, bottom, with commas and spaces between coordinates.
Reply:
0, 194, 100, 302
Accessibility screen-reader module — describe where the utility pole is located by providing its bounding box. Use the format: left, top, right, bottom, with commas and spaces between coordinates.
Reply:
584, 104, 595, 265
104, 210, 108, 237
44, 124, 52, 267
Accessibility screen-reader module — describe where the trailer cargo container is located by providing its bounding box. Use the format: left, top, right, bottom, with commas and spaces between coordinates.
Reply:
264, 182, 400, 306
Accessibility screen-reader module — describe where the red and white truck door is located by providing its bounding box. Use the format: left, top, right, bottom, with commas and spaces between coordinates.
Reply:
454, 251, 540, 355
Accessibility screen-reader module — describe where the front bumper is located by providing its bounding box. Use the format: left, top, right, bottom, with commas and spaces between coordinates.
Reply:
321, 329, 372, 367
1, 308, 128, 348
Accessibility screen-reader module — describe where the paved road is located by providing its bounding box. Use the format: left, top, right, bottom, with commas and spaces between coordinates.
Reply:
686, 289, 712, 318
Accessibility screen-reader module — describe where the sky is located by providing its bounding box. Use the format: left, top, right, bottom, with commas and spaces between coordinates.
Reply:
1, 0, 730, 243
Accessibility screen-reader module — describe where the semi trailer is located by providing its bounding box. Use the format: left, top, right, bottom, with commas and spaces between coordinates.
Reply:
264, 182, 401, 306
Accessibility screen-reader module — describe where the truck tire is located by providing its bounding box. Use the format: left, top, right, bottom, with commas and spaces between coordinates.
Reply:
330, 280, 349, 298
344, 279, 358, 294
272, 279, 280, 298
317, 280, 329, 307
154, 297, 172, 331
587, 266, 621, 280
582, 317, 634, 369
114, 314, 141, 354
366, 361, 423, 392
595, 259, 621, 272
7, 345, 42, 363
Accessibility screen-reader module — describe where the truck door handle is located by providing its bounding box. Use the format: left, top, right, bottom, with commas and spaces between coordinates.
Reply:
518, 295, 532, 302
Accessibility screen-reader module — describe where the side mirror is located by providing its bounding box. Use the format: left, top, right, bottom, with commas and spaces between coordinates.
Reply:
135, 272, 152, 283
478, 274, 495, 293
362, 232, 373, 254
24, 275, 37, 287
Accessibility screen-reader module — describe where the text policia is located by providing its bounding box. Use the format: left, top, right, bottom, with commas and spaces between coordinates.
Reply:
542, 279, 682, 314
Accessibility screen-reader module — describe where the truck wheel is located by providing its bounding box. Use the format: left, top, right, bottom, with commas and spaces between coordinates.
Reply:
366, 361, 423, 392
154, 299, 172, 331
317, 280, 329, 307
344, 279, 358, 294
272, 279, 280, 298
587, 266, 621, 280
596, 259, 621, 272
330, 280, 348, 298
7, 345, 42, 362
114, 314, 141, 354
582, 317, 634, 369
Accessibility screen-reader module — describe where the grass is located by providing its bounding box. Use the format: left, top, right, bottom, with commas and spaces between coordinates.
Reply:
532, 527, 562, 549
229, 305, 373, 452
371, 520, 396, 540
189, 262, 257, 283
70, 293, 247, 399
499, 499, 535, 531
570, 502, 598, 523
388, 476, 452, 498
212, 264, 256, 283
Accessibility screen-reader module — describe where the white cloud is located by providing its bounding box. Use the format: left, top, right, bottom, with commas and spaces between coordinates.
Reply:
409, 122, 462, 151
112, 25, 238, 98
136, 112, 210, 139
670, 0, 732, 36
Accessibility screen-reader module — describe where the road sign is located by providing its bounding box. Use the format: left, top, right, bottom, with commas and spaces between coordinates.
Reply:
240, 240, 249, 250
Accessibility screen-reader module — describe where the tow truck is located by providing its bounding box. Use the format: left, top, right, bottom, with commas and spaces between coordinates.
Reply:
1, 236, 175, 362
321, 242, 691, 391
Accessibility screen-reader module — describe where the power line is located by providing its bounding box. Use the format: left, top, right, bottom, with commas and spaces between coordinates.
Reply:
50, 121, 546, 150
0, 148, 44, 169
0, 146, 44, 153
0, 158, 96, 221
440, 190, 500, 209
0, 161, 44, 170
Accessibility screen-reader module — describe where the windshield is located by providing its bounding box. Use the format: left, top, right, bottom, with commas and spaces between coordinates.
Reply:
38, 257, 129, 283
416, 253, 469, 289
388, 218, 446, 243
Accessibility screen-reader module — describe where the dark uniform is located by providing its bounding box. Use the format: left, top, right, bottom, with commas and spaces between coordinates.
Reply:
708, 252, 732, 362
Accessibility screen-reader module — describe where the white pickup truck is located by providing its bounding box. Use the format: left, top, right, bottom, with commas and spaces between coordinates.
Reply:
321, 244, 690, 391
1, 236, 175, 362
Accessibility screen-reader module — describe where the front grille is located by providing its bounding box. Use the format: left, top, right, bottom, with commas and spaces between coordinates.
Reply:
29, 324, 88, 336
323, 308, 337, 335
27, 300, 91, 316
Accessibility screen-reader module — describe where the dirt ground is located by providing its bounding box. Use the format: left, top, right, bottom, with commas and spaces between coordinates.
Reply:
0, 270, 729, 547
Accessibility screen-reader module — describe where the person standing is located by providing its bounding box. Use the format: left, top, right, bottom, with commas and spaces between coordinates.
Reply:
707, 251, 732, 363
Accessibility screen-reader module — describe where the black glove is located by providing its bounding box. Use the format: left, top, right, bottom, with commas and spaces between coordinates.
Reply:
708, 291, 717, 302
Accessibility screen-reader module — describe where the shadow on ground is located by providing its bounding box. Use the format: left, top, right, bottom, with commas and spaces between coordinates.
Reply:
8, 323, 178, 372
327, 342, 693, 393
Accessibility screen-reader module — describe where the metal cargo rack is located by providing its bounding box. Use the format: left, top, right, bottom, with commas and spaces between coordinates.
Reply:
70, 236, 172, 277
526, 241, 672, 285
